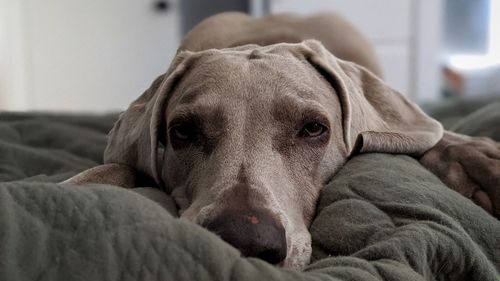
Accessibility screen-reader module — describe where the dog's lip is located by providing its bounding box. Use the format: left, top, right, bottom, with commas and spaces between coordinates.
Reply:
239, 252, 287, 267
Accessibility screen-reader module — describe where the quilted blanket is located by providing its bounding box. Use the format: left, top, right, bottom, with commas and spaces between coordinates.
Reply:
0, 103, 499, 281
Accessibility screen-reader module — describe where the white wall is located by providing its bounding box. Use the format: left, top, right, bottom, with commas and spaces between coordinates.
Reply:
271, 0, 444, 102
1, 0, 180, 112
411, 0, 444, 102
0, 0, 30, 110
0, 0, 7, 109
1, 0, 444, 111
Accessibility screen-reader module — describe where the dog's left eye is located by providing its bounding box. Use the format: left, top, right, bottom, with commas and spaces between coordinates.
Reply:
299, 122, 327, 138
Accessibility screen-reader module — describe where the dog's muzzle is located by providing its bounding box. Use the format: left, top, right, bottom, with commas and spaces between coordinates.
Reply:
202, 207, 287, 265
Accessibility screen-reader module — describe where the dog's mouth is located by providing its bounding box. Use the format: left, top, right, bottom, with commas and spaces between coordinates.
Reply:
200, 207, 288, 265
174, 180, 315, 268
178, 196, 314, 268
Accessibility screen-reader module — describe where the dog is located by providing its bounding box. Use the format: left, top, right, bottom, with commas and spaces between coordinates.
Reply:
63, 12, 500, 268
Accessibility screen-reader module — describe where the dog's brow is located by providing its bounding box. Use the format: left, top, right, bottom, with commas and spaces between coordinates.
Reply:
167, 103, 225, 126
272, 98, 331, 130
178, 91, 202, 105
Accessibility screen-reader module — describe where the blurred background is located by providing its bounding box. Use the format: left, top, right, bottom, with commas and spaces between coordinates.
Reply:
0, 0, 499, 112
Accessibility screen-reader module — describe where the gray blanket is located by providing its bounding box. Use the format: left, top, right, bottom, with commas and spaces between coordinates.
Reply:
0, 104, 499, 280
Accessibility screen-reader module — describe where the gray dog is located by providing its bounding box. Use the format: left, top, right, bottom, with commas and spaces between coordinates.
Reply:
64, 12, 500, 268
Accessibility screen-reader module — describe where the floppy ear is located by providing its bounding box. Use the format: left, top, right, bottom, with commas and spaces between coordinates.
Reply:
301, 40, 443, 157
102, 51, 195, 190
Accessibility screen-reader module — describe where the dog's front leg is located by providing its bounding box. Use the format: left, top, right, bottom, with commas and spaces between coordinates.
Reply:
61, 163, 178, 215
62, 163, 138, 188
419, 131, 500, 218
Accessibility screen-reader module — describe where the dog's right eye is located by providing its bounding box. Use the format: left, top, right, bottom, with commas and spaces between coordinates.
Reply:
169, 122, 197, 145
172, 125, 190, 140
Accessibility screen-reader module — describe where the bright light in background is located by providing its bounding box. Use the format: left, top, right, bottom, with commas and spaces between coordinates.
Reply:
448, 0, 500, 70
489, 0, 500, 59
448, 55, 500, 70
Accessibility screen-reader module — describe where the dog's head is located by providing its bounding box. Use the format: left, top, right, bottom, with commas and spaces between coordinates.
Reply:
104, 40, 442, 268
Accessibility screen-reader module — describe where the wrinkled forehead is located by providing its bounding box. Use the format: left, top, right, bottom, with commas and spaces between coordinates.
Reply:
167, 45, 336, 114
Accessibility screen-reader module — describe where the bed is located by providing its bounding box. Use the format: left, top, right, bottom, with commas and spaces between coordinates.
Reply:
0, 98, 499, 281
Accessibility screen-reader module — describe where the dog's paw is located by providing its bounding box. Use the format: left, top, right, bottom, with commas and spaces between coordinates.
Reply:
419, 131, 500, 218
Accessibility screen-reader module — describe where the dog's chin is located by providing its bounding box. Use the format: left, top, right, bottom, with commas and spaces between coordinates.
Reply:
174, 195, 313, 269
282, 229, 312, 269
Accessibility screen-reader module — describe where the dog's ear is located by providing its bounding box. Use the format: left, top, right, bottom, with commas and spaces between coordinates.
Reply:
301, 40, 443, 156
103, 51, 195, 189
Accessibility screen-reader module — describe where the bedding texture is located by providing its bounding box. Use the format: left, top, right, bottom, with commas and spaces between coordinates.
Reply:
0, 104, 499, 280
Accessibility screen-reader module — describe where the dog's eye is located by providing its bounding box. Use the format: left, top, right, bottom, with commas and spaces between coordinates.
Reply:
299, 122, 327, 138
170, 123, 196, 142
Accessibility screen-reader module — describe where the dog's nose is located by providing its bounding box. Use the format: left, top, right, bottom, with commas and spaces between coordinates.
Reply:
202, 208, 287, 264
